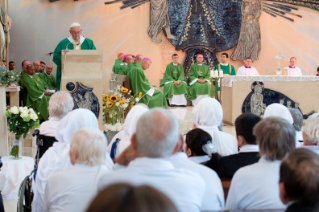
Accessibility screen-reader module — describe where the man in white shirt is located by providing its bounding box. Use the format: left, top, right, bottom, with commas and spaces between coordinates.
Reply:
43, 128, 110, 212
284, 57, 302, 76
98, 109, 206, 212
38, 91, 74, 137
170, 136, 224, 211
237, 57, 260, 76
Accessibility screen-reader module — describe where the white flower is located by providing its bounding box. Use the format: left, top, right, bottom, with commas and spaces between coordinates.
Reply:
10, 106, 19, 114
125, 99, 130, 103
20, 111, 29, 118
123, 103, 128, 109
28, 108, 35, 113
135, 98, 140, 102
110, 126, 117, 132
115, 102, 120, 107
117, 84, 121, 90
103, 124, 109, 132
109, 114, 112, 118
30, 113, 38, 121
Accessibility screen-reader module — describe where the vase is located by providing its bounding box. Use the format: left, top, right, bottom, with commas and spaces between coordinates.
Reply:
10, 134, 23, 159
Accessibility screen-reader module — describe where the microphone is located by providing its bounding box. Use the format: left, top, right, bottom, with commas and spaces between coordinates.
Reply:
46, 52, 54, 56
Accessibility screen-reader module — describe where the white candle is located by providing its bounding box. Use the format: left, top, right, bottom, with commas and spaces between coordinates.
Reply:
219, 70, 223, 77
214, 70, 218, 78
210, 70, 215, 78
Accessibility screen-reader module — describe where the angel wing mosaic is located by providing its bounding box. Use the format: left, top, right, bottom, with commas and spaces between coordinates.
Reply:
105, 0, 318, 77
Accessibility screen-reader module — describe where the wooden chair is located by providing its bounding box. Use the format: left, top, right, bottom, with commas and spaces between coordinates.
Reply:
221, 178, 232, 201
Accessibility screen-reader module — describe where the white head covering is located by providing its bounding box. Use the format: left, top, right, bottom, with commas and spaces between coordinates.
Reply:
116, 105, 149, 157
194, 98, 225, 154
33, 109, 99, 211
264, 103, 293, 124
70, 22, 81, 29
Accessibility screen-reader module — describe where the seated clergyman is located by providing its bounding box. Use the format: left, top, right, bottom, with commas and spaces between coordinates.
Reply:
160, 54, 188, 106
237, 57, 260, 76
188, 54, 211, 107
284, 57, 302, 76
39, 64, 56, 89
112, 53, 124, 74
121, 54, 134, 75
128, 57, 167, 109
21, 64, 51, 121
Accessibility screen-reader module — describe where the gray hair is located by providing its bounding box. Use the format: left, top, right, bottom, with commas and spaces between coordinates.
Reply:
303, 113, 319, 146
136, 108, 180, 158
289, 108, 303, 131
70, 128, 107, 166
48, 91, 74, 119
254, 117, 295, 161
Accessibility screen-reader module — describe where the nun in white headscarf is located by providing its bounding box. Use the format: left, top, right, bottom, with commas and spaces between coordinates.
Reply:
194, 98, 238, 156
32, 109, 113, 212
264, 103, 301, 148
107, 104, 149, 159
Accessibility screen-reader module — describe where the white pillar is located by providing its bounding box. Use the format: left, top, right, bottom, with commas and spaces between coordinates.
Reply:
0, 85, 9, 156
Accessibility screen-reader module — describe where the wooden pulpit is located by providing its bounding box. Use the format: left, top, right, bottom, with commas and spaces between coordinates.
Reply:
61, 50, 104, 130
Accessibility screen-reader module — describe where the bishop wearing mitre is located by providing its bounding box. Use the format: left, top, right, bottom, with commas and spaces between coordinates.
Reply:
53, 23, 96, 89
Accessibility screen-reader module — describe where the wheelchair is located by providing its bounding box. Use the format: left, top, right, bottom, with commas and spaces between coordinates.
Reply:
17, 130, 57, 212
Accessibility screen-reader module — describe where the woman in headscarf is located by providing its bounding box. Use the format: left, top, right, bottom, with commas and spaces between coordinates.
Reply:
263, 103, 301, 147
107, 104, 149, 161
32, 109, 113, 212
193, 98, 238, 156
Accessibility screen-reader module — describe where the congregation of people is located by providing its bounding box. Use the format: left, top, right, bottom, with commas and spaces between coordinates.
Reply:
25, 88, 319, 212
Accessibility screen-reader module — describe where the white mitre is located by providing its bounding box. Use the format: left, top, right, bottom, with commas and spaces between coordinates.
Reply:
70, 22, 81, 29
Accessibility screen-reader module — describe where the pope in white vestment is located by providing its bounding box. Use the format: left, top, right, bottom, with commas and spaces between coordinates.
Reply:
98, 158, 206, 212
194, 98, 238, 156
32, 109, 114, 212
284, 66, 302, 76
170, 152, 224, 211
237, 66, 260, 76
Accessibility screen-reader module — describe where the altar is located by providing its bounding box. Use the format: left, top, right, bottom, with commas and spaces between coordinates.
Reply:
221, 76, 319, 125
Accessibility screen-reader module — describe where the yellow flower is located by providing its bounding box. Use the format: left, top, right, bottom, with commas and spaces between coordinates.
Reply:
107, 102, 114, 108
138, 92, 142, 98
110, 95, 118, 102
119, 99, 125, 104
103, 95, 109, 102
131, 105, 134, 108
120, 88, 128, 93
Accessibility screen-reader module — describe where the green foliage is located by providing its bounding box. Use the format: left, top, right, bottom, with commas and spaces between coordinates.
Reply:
0, 68, 21, 86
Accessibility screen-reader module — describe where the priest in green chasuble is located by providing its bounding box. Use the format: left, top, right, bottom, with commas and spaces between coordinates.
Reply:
120, 54, 134, 75
22, 65, 51, 121
160, 54, 188, 106
128, 57, 168, 109
188, 54, 211, 106
214, 52, 236, 93
112, 53, 124, 74
39, 64, 56, 89
53, 22, 96, 89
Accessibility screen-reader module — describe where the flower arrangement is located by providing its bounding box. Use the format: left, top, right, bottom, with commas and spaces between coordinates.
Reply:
0, 67, 21, 86
6, 106, 40, 158
103, 85, 140, 132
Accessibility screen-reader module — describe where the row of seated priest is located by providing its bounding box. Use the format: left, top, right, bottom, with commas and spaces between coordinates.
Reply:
112, 53, 305, 108
19, 60, 57, 122
31, 91, 319, 212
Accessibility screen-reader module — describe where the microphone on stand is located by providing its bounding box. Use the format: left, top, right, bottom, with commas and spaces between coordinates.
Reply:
46, 52, 54, 56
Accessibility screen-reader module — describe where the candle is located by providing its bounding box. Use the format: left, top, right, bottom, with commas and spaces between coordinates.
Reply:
219, 70, 223, 77
214, 70, 218, 78
210, 70, 215, 78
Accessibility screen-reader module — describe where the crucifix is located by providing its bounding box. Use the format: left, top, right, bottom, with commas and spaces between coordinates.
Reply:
197, 70, 203, 75
274, 53, 284, 75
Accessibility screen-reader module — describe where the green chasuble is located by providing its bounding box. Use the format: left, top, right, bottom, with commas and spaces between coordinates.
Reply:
39, 72, 56, 89
160, 62, 188, 99
128, 63, 168, 109
188, 63, 211, 101
112, 59, 123, 74
20, 71, 28, 87
214, 63, 236, 91
22, 75, 51, 121
123, 63, 134, 76
53, 37, 96, 89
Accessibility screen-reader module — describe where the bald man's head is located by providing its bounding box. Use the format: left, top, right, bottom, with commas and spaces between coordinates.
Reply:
46, 64, 53, 75
33, 61, 40, 73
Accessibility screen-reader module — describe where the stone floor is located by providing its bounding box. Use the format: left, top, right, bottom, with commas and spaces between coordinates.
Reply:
3, 106, 236, 211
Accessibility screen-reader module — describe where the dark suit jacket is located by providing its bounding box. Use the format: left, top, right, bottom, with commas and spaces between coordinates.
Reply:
213, 152, 260, 178
286, 201, 319, 212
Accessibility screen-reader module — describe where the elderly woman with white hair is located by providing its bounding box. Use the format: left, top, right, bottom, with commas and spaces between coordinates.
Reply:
193, 98, 238, 156
32, 109, 113, 212
302, 113, 319, 155
264, 103, 302, 147
43, 128, 110, 212
38, 91, 74, 137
